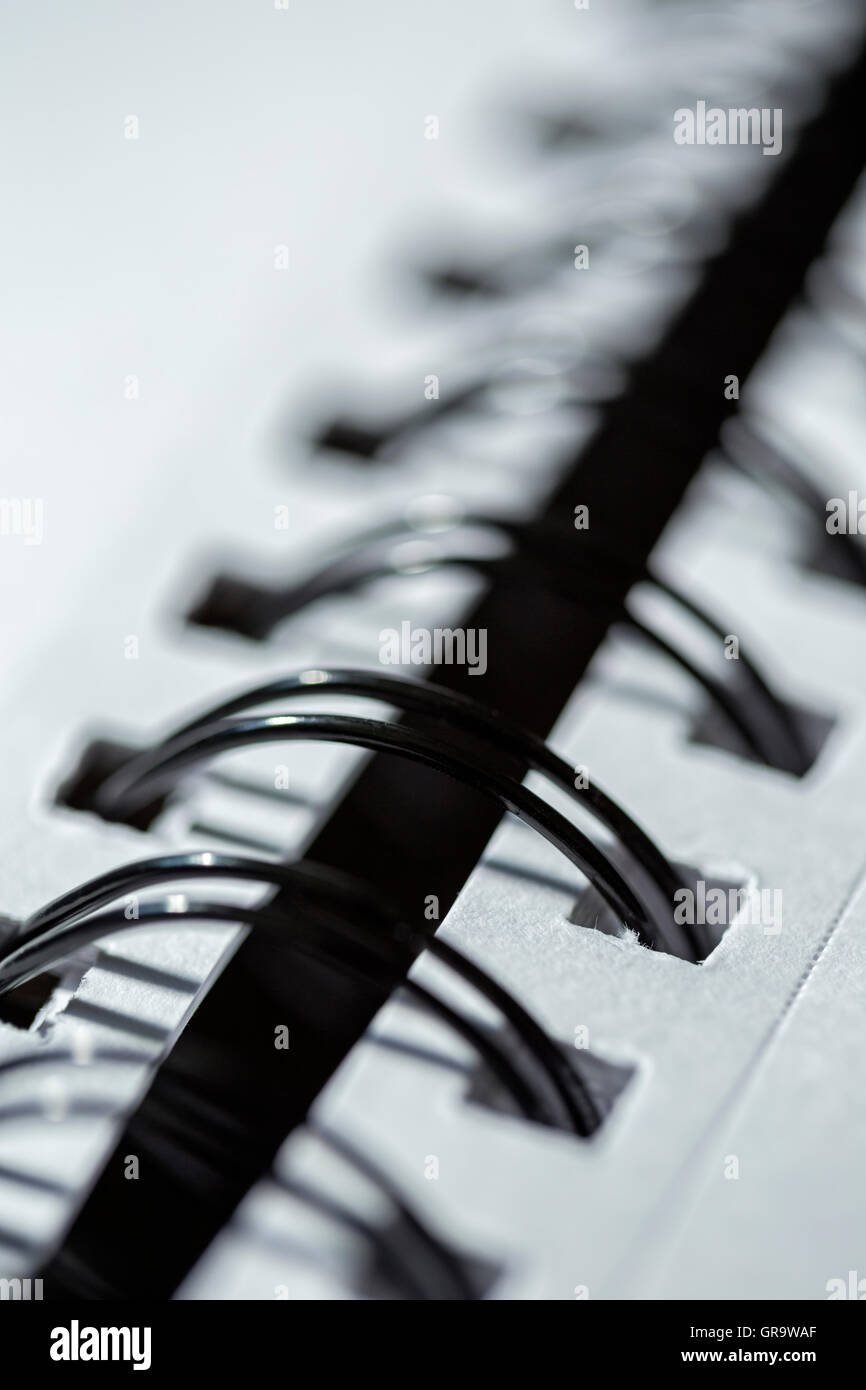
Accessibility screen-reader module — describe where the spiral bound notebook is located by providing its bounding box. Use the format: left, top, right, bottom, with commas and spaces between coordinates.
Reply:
2, 0, 866, 1307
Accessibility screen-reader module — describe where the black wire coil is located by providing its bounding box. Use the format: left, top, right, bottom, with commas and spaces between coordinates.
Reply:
186, 509, 812, 776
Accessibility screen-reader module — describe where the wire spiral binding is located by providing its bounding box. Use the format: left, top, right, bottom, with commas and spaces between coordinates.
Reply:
76, 667, 701, 956
8, 2, 864, 1305
0, 1045, 478, 1298
188, 508, 811, 775
0, 851, 599, 1135
722, 415, 866, 590
0, 850, 608, 1293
